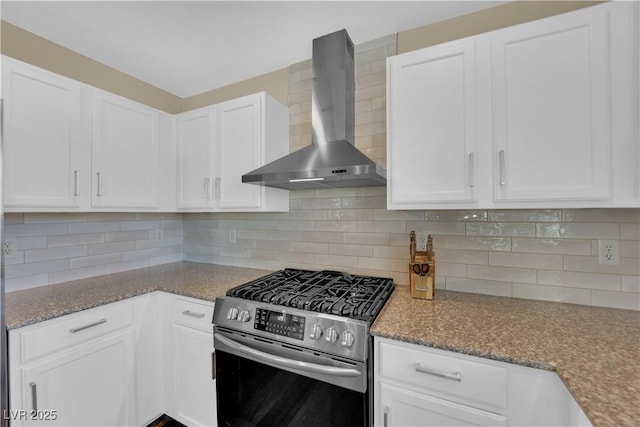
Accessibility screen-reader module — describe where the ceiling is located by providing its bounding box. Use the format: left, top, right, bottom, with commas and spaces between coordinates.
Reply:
1, 1, 502, 98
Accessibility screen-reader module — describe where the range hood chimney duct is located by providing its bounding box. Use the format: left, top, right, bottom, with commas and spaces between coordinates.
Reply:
242, 29, 386, 190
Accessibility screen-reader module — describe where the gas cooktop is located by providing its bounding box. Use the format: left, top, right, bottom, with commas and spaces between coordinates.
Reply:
225, 268, 394, 322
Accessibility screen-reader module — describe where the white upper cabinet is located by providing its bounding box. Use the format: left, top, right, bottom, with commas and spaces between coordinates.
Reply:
91, 90, 160, 209
492, 5, 611, 203
214, 92, 289, 212
2, 57, 86, 209
387, 38, 480, 208
176, 107, 216, 209
176, 92, 289, 212
387, 2, 639, 209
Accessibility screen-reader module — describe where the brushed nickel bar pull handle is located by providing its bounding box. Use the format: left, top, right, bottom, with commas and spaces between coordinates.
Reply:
204, 177, 210, 200
69, 318, 107, 333
182, 310, 205, 319
415, 363, 462, 382
96, 172, 103, 197
29, 382, 37, 412
468, 152, 475, 188
215, 177, 221, 200
211, 352, 216, 380
74, 169, 80, 196
383, 406, 389, 427
498, 149, 506, 186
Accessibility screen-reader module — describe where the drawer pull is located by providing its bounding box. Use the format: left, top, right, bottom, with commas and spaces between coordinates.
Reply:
414, 363, 462, 382
29, 382, 37, 412
182, 310, 206, 319
69, 318, 107, 333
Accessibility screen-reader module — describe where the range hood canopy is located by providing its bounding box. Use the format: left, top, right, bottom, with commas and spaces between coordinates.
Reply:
242, 29, 386, 190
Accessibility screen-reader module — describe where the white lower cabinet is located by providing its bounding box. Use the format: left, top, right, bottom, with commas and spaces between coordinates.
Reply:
9, 292, 218, 427
164, 295, 217, 427
8, 298, 139, 427
374, 337, 591, 427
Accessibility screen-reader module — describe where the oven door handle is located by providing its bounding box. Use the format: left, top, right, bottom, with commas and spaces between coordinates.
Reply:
215, 333, 362, 377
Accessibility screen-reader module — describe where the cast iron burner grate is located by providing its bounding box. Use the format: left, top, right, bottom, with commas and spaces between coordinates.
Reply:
226, 268, 394, 321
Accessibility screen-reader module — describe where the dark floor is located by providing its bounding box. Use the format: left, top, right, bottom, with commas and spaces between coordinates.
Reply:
146, 414, 187, 427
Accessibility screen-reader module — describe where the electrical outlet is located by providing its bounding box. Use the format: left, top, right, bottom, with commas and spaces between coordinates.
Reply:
598, 240, 620, 265
418, 235, 427, 251
3, 241, 15, 256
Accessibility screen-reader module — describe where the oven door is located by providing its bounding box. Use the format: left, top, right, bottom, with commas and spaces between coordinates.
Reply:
214, 327, 369, 427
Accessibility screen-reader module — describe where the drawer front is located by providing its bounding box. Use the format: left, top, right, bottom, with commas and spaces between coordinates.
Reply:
379, 340, 507, 409
172, 298, 214, 332
20, 300, 134, 363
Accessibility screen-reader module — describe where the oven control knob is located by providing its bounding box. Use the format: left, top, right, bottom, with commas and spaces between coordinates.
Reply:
226, 307, 239, 320
325, 327, 338, 343
341, 330, 355, 348
309, 324, 323, 340
238, 309, 251, 323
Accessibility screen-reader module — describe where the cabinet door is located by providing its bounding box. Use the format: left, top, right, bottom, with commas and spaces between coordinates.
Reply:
387, 38, 479, 209
20, 331, 135, 427
492, 5, 611, 203
176, 107, 216, 209
2, 59, 83, 208
92, 91, 159, 208
378, 382, 506, 427
171, 324, 217, 427
214, 94, 263, 209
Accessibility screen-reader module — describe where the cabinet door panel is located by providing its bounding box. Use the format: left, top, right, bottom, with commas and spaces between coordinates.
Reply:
171, 324, 217, 426
387, 39, 478, 208
176, 108, 215, 209
379, 383, 506, 427
92, 92, 159, 208
3, 60, 82, 208
492, 6, 611, 202
21, 331, 135, 427
215, 95, 263, 209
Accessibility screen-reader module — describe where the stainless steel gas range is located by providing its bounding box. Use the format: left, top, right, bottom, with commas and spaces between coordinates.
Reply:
212, 268, 394, 427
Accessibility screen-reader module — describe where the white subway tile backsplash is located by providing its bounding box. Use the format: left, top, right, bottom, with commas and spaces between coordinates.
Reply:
48, 233, 104, 247
591, 290, 640, 311
466, 222, 535, 237
5, 259, 69, 279
536, 223, 620, 239
88, 241, 137, 255
49, 265, 107, 285
489, 252, 563, 270
445, 277, 512, 297
104, 230, 153, 243
488, 209, 562, 222
70, 253, 122, 269
357, 256, 405, 272
67, 221, 121, 234
13, 236, 47, 250
621, 224, 640, 240
564, 256, 640, 276
563, 208, 640, 223
25, 245, 88, 263
445, 236, 511, 251
357, 220, 405, 233
467, 265, 537, 284
512, 238, 591, 255
24, 212, 87, 223
314, 220, 358, 232
407, 221, 465, 235
622, 276, 640, 293
6, 223, 67, 238
329, 209, 373, 221
512, 283, 591, 306
290, 242, 329, 254
343, 232, 390, 246
329, 243, 374, 257
431, 249, 488, 265
537, 271, 622, 291
425, 210, 485, 222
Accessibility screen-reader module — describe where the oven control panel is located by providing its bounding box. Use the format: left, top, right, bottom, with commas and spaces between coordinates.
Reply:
254, 308, 306, 340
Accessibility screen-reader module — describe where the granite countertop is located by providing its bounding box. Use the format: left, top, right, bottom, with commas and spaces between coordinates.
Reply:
371, 286, 640, 427
5, 261, 272, 329
5, 262, 639, 426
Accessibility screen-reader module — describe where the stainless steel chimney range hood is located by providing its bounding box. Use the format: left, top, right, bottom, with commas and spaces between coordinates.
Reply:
242, 29, 387, 190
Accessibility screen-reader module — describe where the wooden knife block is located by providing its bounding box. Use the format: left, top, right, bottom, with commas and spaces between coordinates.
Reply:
409, 254, 435, 300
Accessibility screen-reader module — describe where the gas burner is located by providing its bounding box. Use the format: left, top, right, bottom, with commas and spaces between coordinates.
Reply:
226, 268, 394, 321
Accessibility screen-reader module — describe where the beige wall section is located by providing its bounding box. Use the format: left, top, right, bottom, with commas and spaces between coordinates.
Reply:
181, 67, 289, 112
398, 1, 604, 53
1, 21, 183, 113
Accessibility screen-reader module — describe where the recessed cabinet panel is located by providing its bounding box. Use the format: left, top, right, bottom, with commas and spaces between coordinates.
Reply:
387, 39, 478, 208
176, 107, 215, 209
215, 96, 263, 209
21, 331, 135, 427
492, 6, 611, 202
92, 91, 159, 208
2, 59, 83, 208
